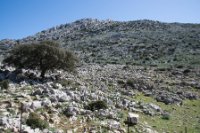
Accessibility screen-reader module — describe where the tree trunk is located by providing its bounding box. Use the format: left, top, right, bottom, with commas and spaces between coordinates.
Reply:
40, 69, 46, 79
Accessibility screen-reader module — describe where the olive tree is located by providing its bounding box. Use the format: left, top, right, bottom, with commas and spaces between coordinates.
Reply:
3, 41, 78, 78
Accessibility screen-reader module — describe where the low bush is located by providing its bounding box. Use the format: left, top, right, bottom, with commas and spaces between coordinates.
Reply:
26, 112, 48, 129
161, 112, 170, 120
126, 79, 135, 87
85, 100, 108, 111
57, 79, 73, 87
0, 80, 9, 90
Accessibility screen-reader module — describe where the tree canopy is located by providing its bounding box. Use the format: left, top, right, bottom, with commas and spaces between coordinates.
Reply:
3, 41, 78, 78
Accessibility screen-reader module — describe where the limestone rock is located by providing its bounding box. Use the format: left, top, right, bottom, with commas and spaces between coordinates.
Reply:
42, 98, 52, 107
127, 113, 139, 125
30, 101, 42, 110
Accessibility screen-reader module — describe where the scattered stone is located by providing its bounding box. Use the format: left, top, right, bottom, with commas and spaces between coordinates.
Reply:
42, 98, 52, 107
30, 101, 42, 110
184, 92, 198, 100
64, 106, 79, 117
127, 113, 139, 125
32, 88, 43, 96
22, 102, 32, 112
149, 103, 161, 112
0, 61, 199, 132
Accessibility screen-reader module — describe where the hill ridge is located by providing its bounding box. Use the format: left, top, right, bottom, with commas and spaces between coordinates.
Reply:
0, 18, 200, 67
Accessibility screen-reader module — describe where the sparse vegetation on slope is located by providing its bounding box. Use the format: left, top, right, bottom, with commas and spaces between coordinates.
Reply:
1, 19, 200, 68
0, 19, 199, 133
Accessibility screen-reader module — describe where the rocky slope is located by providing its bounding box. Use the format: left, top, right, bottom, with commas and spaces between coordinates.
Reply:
0, 64, 199, 133
0, 19, 200, 133
1, 18, 200, 67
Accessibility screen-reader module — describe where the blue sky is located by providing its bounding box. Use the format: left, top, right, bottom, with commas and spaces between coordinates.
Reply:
0, 0, 200, 40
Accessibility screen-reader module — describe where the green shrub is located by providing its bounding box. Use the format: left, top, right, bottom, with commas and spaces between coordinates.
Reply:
57, 79, 73, 87
26, 112, 48, 129
86, 100, 108, 111
0, 80, 9, 90
126, 79, 135, 87
161, 112, 170, 120
117, 80, 125, 85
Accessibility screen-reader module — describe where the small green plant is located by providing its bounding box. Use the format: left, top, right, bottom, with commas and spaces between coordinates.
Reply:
48, 127, 57, 132
161, 112, 170, 120
86, 100, 108, 111
117, 80, 125, 85
117, 111, 124, 119
57, 79, 73, 87
4, 129, 12, 133
126, 79, 135, 87
26, 112, 48, 129
0, 80, 9, 90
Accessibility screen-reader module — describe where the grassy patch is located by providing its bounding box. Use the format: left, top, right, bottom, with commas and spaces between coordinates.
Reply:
134, 94, 200, 132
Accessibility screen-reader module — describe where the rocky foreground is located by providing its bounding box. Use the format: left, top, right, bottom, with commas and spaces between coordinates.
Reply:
0, 63, 199, 133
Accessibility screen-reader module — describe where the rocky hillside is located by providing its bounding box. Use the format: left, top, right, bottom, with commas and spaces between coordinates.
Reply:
0, 64, 199, 133
1, 19, 200, 67
0, 19, 200, 133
